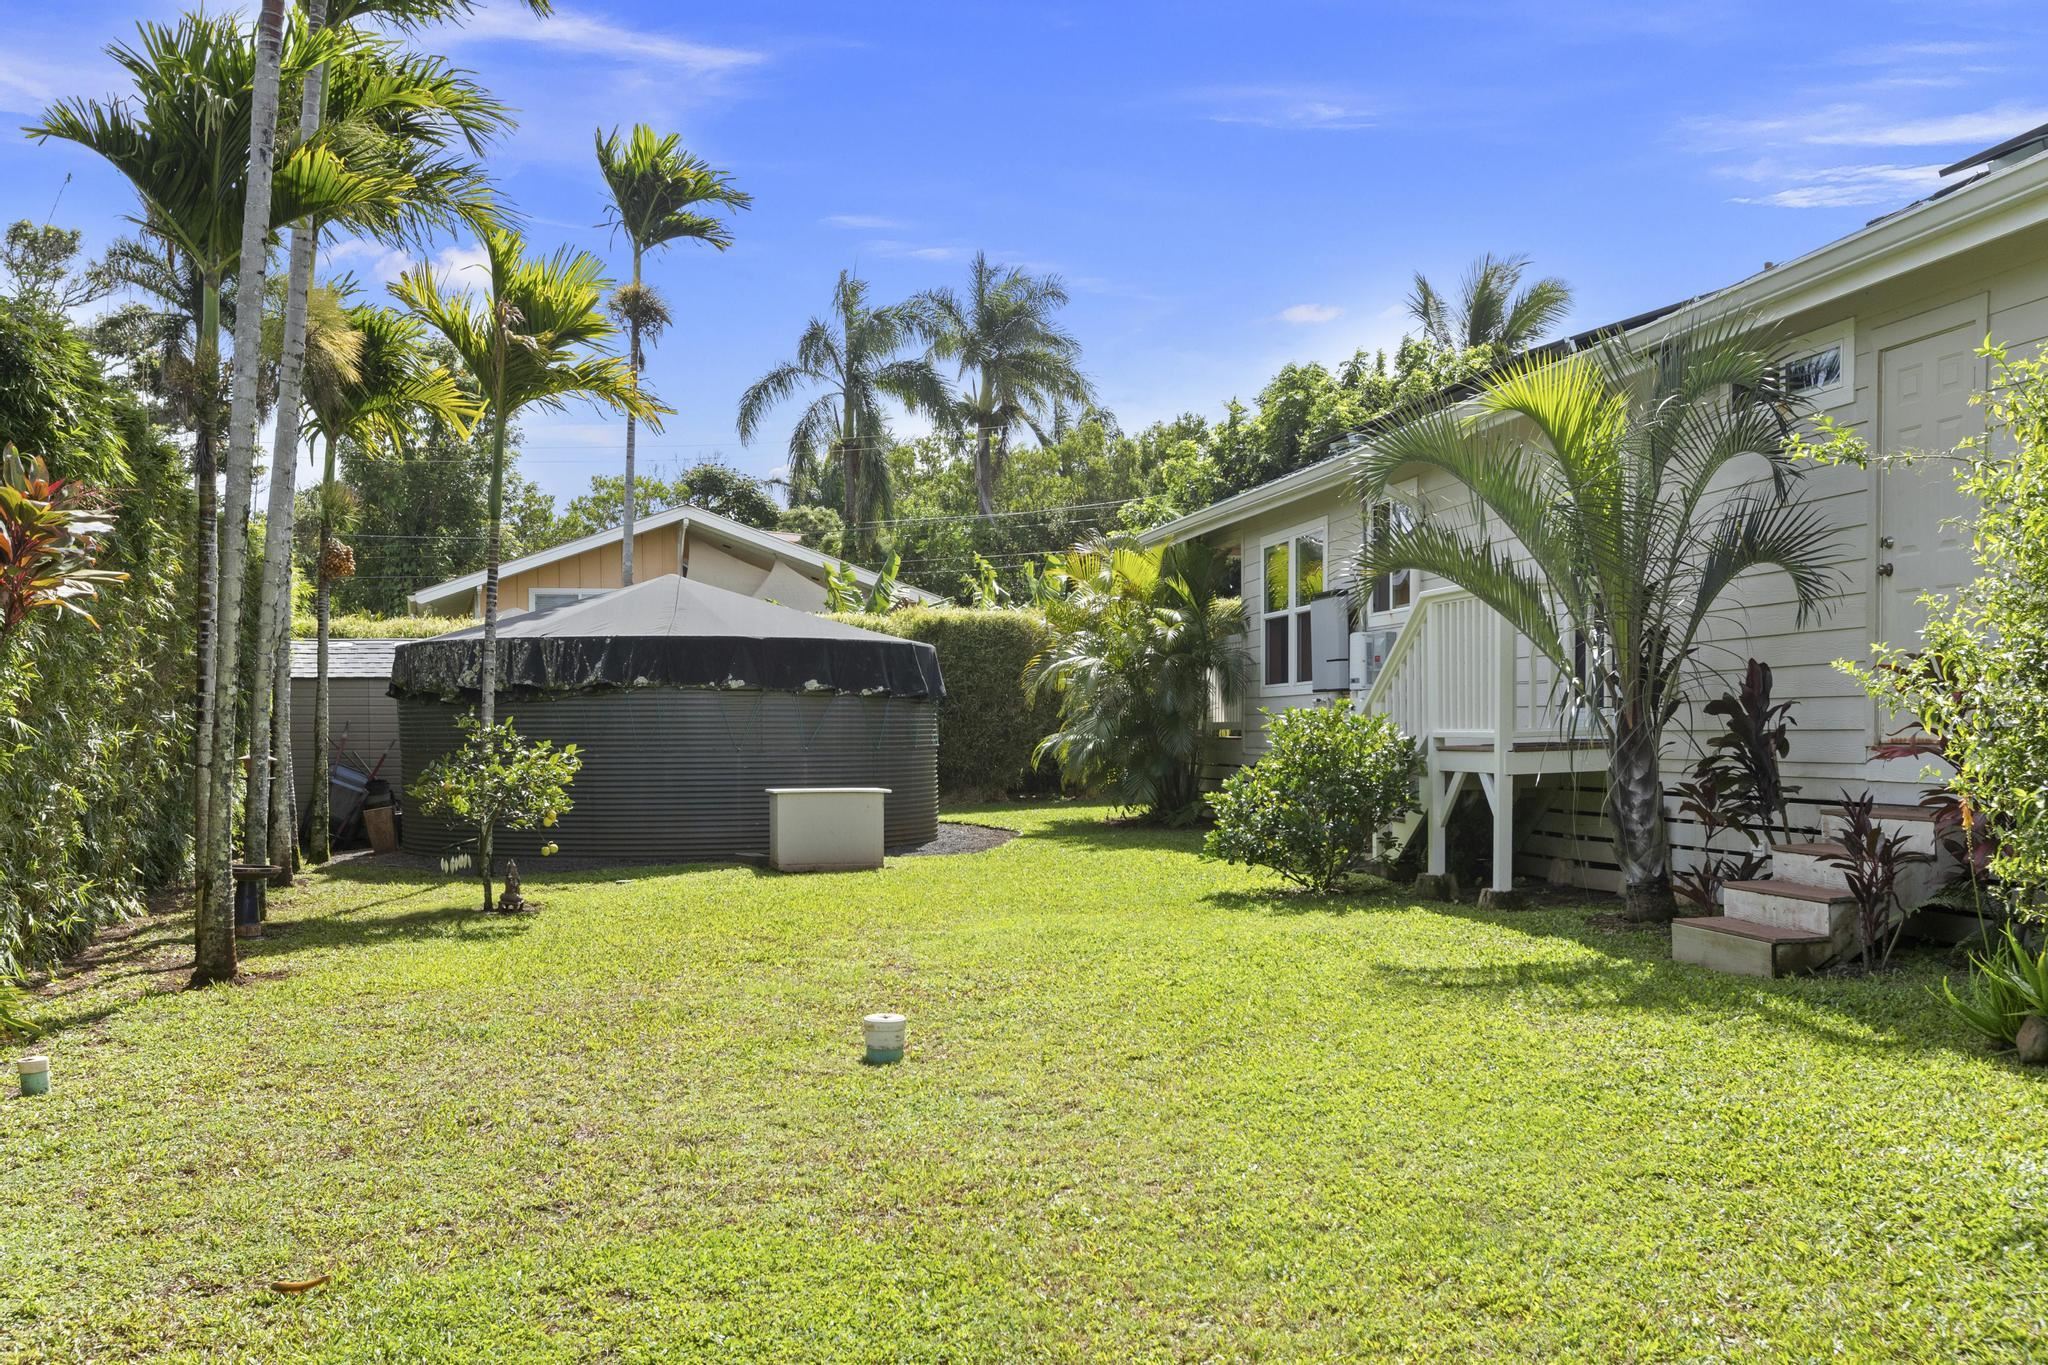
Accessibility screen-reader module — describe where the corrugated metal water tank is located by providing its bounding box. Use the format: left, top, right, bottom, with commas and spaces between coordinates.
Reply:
397, 687, 940, 860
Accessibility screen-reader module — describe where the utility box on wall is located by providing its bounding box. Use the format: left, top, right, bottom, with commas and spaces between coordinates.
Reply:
767, 787, 891, 872
1311, 594, 1354, 692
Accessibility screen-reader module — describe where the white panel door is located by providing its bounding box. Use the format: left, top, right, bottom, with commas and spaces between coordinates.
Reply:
1875, 322, 1982, 649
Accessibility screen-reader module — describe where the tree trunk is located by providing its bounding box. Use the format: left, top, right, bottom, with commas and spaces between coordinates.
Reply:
477, 405, 507, 913
1607, 702, 1675, 922
974, 423, 996, 518
268, 615, 296, 883
194, 0, 288, 988
191, 277, 228, 982
245, 0, 328, 870
311, 560, 332, 863
621, 246, 641, 587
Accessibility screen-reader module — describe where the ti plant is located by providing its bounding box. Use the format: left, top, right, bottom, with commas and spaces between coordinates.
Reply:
1672, 659, 1796, 908
1828, 792, 1935, 971
0, 445, 126, 644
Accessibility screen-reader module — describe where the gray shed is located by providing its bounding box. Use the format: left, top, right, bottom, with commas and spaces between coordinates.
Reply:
388, 574, 944, 861
288, 637, 405, 805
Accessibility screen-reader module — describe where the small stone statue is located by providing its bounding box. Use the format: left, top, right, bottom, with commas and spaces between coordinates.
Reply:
495, 860, 527, 915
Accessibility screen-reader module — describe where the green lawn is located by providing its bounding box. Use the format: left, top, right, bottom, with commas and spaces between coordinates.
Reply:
4, 803, 2045, 1362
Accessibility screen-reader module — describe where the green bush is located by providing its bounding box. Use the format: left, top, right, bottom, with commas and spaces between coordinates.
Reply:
832, 606, 1058, 797
1205, 705, 1421, 892
1941, 926, 2048, 1049
292, 611, 478, 639
0, 302, 194, 976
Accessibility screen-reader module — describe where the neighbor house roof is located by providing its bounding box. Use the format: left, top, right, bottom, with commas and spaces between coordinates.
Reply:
288, 637, 403, 680
1142, 136, 2048, 547
408, 501, 944, 611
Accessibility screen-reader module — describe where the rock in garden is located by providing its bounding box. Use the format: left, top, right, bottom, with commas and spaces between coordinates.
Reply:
2017, 1015, 2048, 1065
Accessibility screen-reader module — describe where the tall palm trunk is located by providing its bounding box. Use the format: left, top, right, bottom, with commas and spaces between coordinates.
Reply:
310, 435, 336, 864
973, 421, 996, 517
191, 276, 222, 940
621, 245, 641, 586
1608, 698, 1675, 922
195, 0, 287, 986
268, 616, 296, 883
477, 401, 508, 914
245, 0, 328, 871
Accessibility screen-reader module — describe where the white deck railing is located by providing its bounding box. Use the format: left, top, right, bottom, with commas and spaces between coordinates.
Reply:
1359, 586, 1585, 748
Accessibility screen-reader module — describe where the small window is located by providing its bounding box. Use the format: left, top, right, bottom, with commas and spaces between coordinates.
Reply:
1784, 344, 1842, 395
1778, 323, 1855, 409
1366, 500, 1415, 618
529, 588, 610, 613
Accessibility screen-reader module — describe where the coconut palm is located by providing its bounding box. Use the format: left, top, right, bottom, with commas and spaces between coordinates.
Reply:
394, 227, 666, 906
247, 13, 519, 876
1026, 536, 1251, 822
736, 271, 948, 553
595, 125, 750, 586
1352, 317, 1842, 921
30, 11, 410, 982
1406, 253, 1573, 356
922, 253, 1093, 517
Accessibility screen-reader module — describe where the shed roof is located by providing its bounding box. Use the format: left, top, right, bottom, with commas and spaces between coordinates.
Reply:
288, 637, 403, 680
389, 574, 944, 702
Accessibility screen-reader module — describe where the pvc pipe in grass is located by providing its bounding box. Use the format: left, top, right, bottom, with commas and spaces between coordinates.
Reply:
862, 1013, 906, 1065
17, 1055, 48, 1098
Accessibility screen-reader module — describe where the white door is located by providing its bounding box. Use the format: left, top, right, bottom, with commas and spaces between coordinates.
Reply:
1875, 321, 1982, 650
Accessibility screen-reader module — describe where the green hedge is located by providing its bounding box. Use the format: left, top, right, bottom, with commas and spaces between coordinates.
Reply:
0, 303, 194, 977
831, 607, 1058, 797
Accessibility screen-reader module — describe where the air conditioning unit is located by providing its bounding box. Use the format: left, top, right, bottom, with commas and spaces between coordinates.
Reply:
1349, 627, 1400, 692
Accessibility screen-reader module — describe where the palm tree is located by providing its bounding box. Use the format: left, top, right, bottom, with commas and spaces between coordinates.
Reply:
1406, 253, 1573, 355
595, 125, 750, 586
923, 252, 1093, 517
737, 271, 948, 554
1026, 536, 1251, 822
394, 228, 666, 902
30, 11, 409, 983
300, 302, 471, 859
247, 11, 519, 876
1353, 318, 1842, 921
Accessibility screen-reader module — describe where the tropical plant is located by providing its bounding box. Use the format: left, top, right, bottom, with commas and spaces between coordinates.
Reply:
1941, 925, 2048, 1050
737, 271, 949, 551
29, 9, 411, 982
409, 714, 579, 914
1406, 253, 1573, 354
0, 447, 125, 646
594, 124, 749, 586
1354, 317, 1842, 920
394, 225, 667, 739
1671, 772, 1768, 911
0, 981, 31, 1043
922, 252, 1093, 516
1848, 340, 2048, 919
1205, 705, 1421, 892
1827, 793, 1936, 971
1672, 659, 1798, 908
1026, 536, 1251, 823
302, 303, 474, 859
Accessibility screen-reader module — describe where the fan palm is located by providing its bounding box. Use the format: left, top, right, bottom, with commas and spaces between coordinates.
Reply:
737, 271, 948, 554
595, 125, 750, 586
1353, 317, 1843, 920
395, 226, 667, 908
923, 252, 1093, 517
1026, 536, 1250, 822
30, 10, 412, 982
1406, 253, 1573, 355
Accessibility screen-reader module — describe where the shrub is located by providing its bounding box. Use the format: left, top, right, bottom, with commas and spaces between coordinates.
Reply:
409, 715, 581, 914
1941, 926, 2048, 1049
1205, 705, 1421, 892
832, 605, 1058, 797
292, 610, 478, 639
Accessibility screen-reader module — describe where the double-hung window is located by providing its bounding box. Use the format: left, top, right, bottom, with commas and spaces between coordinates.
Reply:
1363, 499, 1415, 619
1260, 521, 1326, 690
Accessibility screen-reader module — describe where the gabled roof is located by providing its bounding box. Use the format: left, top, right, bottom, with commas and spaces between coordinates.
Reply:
288, 637, 403, 680
1143, 139, 2048, 547
408, 500, 943, 610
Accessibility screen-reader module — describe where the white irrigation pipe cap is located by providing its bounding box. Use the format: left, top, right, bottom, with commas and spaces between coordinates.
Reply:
862, 1013, 906, 1064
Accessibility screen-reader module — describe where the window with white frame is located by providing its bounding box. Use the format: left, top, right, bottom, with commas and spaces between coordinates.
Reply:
1779, 322, 1855, 409
1260, 521, 1325, 689
528, 587, 611, 613
1363, 498, 1416, 619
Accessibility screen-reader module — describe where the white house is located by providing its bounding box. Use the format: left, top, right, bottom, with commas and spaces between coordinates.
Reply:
1142, 122, 2048, 972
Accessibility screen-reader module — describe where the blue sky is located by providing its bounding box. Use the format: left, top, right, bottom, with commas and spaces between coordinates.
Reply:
5, 2, 2048, 503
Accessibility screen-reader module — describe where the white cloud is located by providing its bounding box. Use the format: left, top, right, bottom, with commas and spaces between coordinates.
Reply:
449, 6, 766, 75
1188, 86, 1374, 132
1728, 161, 1947, 209
866, 240, 963, 262
1690, 102, 2048, 152
1278, 303, 1342, 324
822, 214, 903, 230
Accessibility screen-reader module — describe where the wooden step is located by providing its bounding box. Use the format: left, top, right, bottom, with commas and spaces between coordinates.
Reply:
1721, 879, 1856, 941
1821, 800, 1938, 824
1672, 916, 1833, 978
1769, 840, 1848, 859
